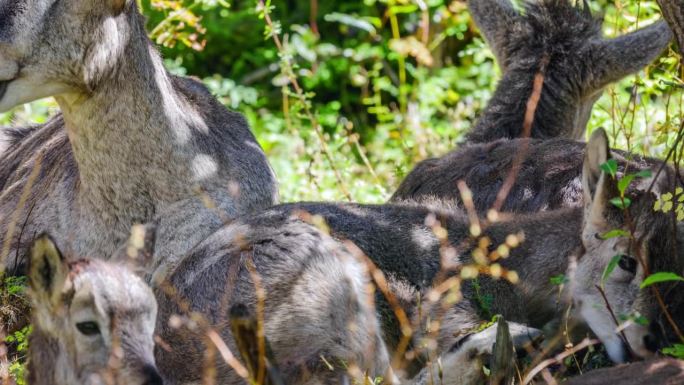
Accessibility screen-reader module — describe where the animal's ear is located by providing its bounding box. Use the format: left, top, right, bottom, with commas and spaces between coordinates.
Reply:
112, 223, 157, 277
583, 21, 671, 92
582, 128, 618, 228
28, 234, 70, 308
467, 0, 522, 67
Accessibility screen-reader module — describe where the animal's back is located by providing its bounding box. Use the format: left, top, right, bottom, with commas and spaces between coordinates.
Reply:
155, 217, 391, 384
390, 138, 673, 214
170, 75, 278, 212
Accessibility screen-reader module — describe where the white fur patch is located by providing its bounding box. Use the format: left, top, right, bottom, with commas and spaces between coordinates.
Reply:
191, 154, 218, 181
411, 226, 438, 251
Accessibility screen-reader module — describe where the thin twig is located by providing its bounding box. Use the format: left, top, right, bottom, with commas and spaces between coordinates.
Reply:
258, 0, 352, 201
522, 338, 600, 385
491, 56, 549, 212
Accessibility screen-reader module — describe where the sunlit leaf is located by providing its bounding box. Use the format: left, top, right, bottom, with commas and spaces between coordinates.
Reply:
600, 229, 629, 239
640, 272, 684, 289
662, 344, 684, 359
617, 174, 635, 195
610, 197, 631, 209
600, 159, 618, 178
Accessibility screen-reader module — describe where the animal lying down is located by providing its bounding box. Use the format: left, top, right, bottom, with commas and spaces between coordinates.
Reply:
23, 133, 680, 384
25, 234, 540, 385
393, 0, 674, 212
391, 137, 681, 214
154, 128, 682, 383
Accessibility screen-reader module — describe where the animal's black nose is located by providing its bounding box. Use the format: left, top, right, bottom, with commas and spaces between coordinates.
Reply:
643, 333, 660, 352
142, 364, 163, 385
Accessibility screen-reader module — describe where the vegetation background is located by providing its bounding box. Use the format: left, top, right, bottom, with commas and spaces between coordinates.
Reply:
1, 0, 683, 382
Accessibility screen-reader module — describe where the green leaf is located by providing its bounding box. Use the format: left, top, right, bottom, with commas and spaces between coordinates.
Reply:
618, 168, 652, 195
662, 344, 684, 359
550, 274, 568, 286
610, 197, 631, 209
600, 229, 629, 239
600, 159, 618, 178
389, 4, 419, 14
601, 255, 622, 285
633, 314, 650, 326
617, 174, 635, 195
640, 272, 684, 289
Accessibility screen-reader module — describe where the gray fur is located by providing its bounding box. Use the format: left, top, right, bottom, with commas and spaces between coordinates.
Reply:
392, 0, 674, 212
25, 226, 538, 385
391, 137, 680, 213
205, 131, 681, 373
467, 0, 671, 142
154, 220, 393, 384
26, 235, 161, 385
573, 129, 683, 362
0, 0, 278, 276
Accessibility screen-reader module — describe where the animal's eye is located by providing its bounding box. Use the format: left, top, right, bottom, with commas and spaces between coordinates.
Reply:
76, 321, 101, 336
618, 255, 638, 275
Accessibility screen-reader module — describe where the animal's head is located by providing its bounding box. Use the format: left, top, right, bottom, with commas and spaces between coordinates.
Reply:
573, 128, 682, 363
468, 0, 672, 141
0, 0, 142, 112
28, 234, 162, 385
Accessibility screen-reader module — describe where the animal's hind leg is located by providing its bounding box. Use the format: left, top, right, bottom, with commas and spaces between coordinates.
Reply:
263, 252, 395, 384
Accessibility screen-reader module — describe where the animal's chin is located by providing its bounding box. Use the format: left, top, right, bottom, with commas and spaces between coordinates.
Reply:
604, 338, 628, 363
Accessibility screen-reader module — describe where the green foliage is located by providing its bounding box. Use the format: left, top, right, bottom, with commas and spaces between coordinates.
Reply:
663, 343, 684, 359
604, 168, 652, 210
550, 274, 567, 286
134, 0, 499, 202
600, 254, 622, 286
5, 326, 31, 385
600, 159, 618, 178
2, 275, 30, 385
640, 272, 684, 289
3, 276, 27, 296
471, 278, 494, 320
617, 170, 651, 195
599, 229, 630, 239
654, 187, 684, 221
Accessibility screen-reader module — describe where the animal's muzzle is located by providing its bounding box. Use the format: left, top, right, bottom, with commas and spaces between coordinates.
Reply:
142, 364, 164, 385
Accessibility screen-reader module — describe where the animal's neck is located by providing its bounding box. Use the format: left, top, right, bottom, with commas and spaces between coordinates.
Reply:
56, 25, 202, 225
27, 330, 77, 385
467, 70, 574, 143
